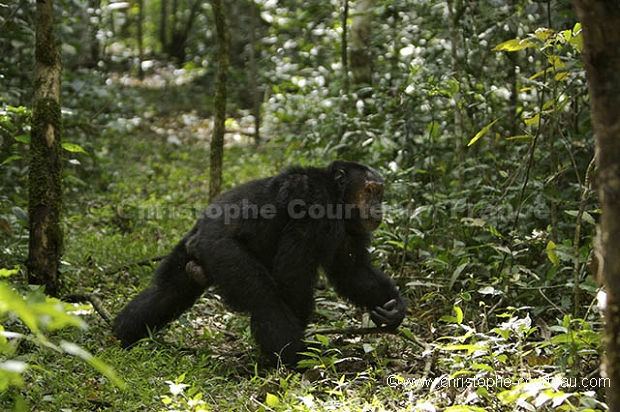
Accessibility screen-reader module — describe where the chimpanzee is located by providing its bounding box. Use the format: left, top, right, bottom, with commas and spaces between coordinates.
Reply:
113, 160, 407, 366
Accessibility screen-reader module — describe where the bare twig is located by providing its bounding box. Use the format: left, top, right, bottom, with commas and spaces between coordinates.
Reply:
108, 255, 165, 277
307, 326, 425, 348
64, 293, 114, 326
571, 154, 596, 318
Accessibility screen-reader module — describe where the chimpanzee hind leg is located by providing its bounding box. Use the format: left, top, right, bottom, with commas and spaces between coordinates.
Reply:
113, 236, 210, 348
190, 235, 307, 366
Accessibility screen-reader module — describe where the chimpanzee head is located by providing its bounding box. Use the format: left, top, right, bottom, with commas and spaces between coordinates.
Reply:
331, 160, 384, 231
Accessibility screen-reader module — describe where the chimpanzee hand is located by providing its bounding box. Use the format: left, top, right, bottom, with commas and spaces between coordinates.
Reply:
370, 297, 407, 329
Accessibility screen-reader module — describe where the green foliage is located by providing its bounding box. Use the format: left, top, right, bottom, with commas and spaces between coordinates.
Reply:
297, 335, 343, 373
384, 310, 604, 411
0, 275, 123, 409
160, 373, 208, 412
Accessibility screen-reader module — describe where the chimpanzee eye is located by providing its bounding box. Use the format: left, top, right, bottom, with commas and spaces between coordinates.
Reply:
363, 183, 384, 198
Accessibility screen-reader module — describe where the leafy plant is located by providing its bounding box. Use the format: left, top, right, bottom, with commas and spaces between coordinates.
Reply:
0, 271, 123, 409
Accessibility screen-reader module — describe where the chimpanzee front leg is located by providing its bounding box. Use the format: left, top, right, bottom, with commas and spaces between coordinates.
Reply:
325, 233, 407, 329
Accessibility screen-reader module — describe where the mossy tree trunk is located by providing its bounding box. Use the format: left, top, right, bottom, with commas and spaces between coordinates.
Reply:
27, 0, 63, 297
209, 0, 230, 201
573, 1, 620, 409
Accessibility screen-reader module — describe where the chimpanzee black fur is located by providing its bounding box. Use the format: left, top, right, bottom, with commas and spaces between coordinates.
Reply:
113, 160, 407, 366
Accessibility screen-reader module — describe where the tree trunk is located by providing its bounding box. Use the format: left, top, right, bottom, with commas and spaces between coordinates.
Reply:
248, 1, 261, 145
447, 0, 464, 187
167, 0, 202, 64
336, 0, 349, 144
159, 0, 167, 53
136, 0, 144, 79
27, 0, 63, 297
349, 0, 373, 86
573, 1, 620, 409
209, 0, 230, 201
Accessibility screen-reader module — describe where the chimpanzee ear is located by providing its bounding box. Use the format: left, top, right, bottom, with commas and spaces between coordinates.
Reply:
330, 161, 347, 182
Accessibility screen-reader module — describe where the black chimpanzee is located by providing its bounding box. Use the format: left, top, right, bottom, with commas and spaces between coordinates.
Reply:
113, 160, 407, 366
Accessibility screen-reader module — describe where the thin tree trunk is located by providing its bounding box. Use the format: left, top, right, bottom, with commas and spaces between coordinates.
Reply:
159, 0, 167, 52
87, 0, 101, 66
573, 1, 620, 409
341, 0, 349, 94
336, 0, 349, 144
248, 1, 261, 144
137, 0, 144, 79
209, 0, 230, 201
447, 0, 464, 187
349, 0, 373, 86
27, 0, 63, 297
167, 0, 202, 64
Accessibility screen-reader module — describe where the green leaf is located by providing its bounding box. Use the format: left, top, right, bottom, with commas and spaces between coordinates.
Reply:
471, 363, 494, 372
62, 142, 87, 154
565, 210, 596, 225
534, 28, 555, 42
60, 342, 125, 389
0, 268, 18, 278
315, 333, 329, 347
449, 261, 469, 289
398, 327, 416, 342
386, 240, 405, 249
0, 361, 26, 391
546, 240, 560, 266
569, 23, 583, 52
440, 305, 463, 325
524, 113, 540, 126
426, 120, 440, 139
265, 392, 280, 407
582, 211, 596, 225
0, 283, 40, 334
1, 155, 22, 165
454, 305, 463, 324
14, 134, 30, 144
492, 38, 536, 52
488, 225, 502, 238
468, 118, 499, 147
494, 327, 511, 340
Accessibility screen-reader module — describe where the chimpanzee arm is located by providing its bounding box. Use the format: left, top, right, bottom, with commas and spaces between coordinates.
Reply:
325, 233, 407, 329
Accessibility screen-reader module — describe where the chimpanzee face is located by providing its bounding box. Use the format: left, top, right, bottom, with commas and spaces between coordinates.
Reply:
358, 176, 384, 231
332, 161, 385, 231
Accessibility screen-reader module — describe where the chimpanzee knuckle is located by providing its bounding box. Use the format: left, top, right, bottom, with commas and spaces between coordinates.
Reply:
371, 311, 389, 325
373, 305, 387, 315
383, 298, 397, 310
